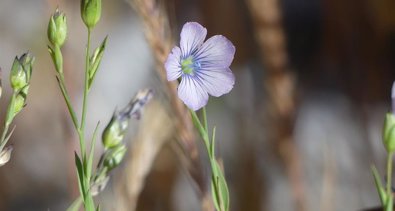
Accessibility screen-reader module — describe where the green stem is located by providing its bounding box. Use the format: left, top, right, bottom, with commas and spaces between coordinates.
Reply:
81, 28, 95, 211
202, 107, 208, 132
190, 109, 210, 155
80, 28, 91, 158
58, 74, 79, 131
387, 152, 394, 210
80, 29, 91, 135
0, 92, 17, 152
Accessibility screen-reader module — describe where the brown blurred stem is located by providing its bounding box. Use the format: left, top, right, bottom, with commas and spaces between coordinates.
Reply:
246, 0, 307, 210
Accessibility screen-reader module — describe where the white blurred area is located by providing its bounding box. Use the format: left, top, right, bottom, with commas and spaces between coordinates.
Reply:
0, 0, 153, 210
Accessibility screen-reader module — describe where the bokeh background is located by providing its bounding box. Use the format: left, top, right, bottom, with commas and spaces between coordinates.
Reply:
1, 0, 395, 210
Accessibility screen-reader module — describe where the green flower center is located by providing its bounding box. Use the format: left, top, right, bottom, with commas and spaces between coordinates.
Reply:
181, 57, 194, 74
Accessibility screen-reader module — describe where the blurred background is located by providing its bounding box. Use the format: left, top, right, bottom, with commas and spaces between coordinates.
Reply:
1, 0, 395, 210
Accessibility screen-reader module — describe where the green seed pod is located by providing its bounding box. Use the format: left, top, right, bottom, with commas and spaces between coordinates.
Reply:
47, 8, 67, 47
103, 144, 127, 171
81, 0, 101, 29
13, 88, 28, 115
10, 58, 26, 91
383, 113, 395, 153
10, 53, 34, 92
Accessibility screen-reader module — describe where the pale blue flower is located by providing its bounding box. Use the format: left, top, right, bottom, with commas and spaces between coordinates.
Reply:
165, 22, 236, 111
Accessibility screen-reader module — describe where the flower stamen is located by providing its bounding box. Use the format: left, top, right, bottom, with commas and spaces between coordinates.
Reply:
181, 56, 194, 74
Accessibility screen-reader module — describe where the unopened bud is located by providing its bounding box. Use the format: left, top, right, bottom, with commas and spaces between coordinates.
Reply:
10, 53, 34, 92
48, 8, 67, 47
81, 0, 101, 29
103, 144, 127, 171
102, 114, 128, 149
13, 87, 28, 116
102, 89, 153, 148
0, 145, 13, 167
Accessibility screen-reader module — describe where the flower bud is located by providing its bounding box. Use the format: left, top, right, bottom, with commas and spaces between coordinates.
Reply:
10, 53, 34, 92
103, 144, 127, 171
0, 145, 13, 167
14, 87, 28, 115
383, 113, 395, 153
81, 0, 101, 29
102, 114, 128, 149
48, 8, 67, 47
102, 89, 153, 149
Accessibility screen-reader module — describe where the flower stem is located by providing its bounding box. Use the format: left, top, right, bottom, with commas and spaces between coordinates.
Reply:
58, 74, 79, 131
387, 152, 394, 210
80, 28, 91, 158
202, 106, 208, 132
190, 109, 210, 155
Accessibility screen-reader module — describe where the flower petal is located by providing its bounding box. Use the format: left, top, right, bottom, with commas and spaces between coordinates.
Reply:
165, 46, 182, 81
195, 68, 235, 97
180, 22, 207, 58
178, 75, 208, 111
194, 35, 235, 69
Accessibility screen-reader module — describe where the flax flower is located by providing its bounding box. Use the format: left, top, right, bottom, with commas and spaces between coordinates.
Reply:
165, 22, 236, 111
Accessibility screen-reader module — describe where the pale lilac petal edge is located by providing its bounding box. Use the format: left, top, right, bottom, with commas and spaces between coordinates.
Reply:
195, 35, 236, 69
196, 67, 235, 97
180, 22, 207, 58
178, 75, 209, 111
165, 46, 182, 81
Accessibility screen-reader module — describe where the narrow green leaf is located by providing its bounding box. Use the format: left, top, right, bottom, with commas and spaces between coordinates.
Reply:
55, 76, 79, 130
87, 121, 100, 184
96, 204, 101, 211
74, 152, 86, 201
66, 196, 83, 211
88, 36, 107, 90
211, 176, 221, 211
372, 165, 387, 205
211, 159, 230, 211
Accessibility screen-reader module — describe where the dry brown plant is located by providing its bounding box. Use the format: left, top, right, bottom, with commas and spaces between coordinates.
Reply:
246, 0, 307, 210
115, 100, 174, 211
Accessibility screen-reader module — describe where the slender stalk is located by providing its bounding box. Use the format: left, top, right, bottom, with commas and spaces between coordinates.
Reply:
202, 107, 208, 133
80, 28, 91, 158
81, 29, 91, 135
58, 74, 79, 131
190, 110, 210, 154
0, 92, 16, 152
387, 152, 393, 210
0, 123, 10, 152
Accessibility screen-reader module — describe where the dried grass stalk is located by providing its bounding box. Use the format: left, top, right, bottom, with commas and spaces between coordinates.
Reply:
126, 0, 209, 206
246, 0, 307, 210
115, 101, 174, 211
